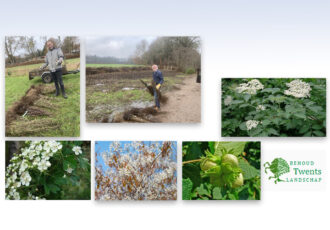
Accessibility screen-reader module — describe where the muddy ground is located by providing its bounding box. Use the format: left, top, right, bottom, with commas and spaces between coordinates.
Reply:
86, 68, 200, 123
157, 74, 201, 123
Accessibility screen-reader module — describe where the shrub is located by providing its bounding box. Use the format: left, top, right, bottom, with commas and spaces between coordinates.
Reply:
5, 141, 91, 200
182, 141, 260, 200
222, 78, 326, 137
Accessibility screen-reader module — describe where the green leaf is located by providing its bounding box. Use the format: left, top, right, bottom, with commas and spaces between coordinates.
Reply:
294, 113, 306, 120
299, 125, 310, 134
243, 94, 251, 102
48, 184, 60, 194
182, 178, 193, 200
239, 103, 250, 108
303, 131, 312, 137
227, 194, 237, 200
272, 118, 281, 125
239, 158, 260, 180
231, 100, 244, 104
196, 184, 210, 197
306, 101, 315, 107
54, 177, 67, 186
212, 187, 222, 200
308, 106, 323, 113
184, 142, 203, 160
239, 122, 247, 131
261, 119, 271, 126
285, 105, 296, 113
313, 130, 325, 137
183, 164, 202, 189
261, 88, 281, 94
267, 128, 279, 136
44, 184, 50, 195
214, 142, 247, 157
208, 142, 215, 153
312, 124, 323, 130
78, 157, 90, 170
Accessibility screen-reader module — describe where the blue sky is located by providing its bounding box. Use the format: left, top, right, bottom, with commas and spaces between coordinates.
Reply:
95, 141, 177, 172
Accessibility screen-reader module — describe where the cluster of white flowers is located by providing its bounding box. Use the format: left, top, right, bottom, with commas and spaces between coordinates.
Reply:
6, 141, 82, 200
256, 105, 266, 111
236, 79, 264, 95
284, 79, 311, 98
224, 96, 233, 106
96, 141, 177, 201
246, 120, 261, 130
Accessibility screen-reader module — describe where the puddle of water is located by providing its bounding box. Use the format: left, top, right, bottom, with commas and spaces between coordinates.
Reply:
122, 87, 135, 91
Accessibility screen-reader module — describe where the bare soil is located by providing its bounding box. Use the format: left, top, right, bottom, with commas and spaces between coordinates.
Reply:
157, 74, 201, 123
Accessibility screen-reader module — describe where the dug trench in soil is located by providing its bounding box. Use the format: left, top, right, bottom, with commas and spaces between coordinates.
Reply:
5, 84, 58, 136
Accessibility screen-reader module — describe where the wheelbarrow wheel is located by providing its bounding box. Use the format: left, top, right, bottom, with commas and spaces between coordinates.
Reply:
41, 72, 53, 84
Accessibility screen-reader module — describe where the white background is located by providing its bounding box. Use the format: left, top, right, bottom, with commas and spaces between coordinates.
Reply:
1, 1, 329, 230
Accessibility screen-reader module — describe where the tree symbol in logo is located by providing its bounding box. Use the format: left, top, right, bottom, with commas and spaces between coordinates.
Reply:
264, 158, 290, 184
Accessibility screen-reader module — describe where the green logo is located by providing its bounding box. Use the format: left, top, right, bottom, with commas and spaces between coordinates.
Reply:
264, 158, 290, 184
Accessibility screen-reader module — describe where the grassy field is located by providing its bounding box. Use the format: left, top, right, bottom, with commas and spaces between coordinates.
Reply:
86, 63, 146, 68
6, 59, 80, 137
6, 58, 80, 78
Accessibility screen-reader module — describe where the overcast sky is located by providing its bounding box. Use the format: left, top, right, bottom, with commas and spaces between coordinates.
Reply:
85, 36, 156, 58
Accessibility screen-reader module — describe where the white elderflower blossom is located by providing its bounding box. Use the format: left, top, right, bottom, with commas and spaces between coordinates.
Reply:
284, 79, 311, 98
72, 146, 82, 155
224, 95, 233, 106
246, 120, 261, 130
236, 79, 264, 95
20, 171, 32, 186
256, 105, 266, 111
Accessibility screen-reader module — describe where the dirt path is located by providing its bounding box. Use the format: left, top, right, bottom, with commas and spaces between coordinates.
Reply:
157, 74, 201, 123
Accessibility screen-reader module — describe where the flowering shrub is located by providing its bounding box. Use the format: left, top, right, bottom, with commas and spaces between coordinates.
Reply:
182, 142, 260, 200
5, 141, 91, 200
222, 78, 326, 137
95, 141, 177, 200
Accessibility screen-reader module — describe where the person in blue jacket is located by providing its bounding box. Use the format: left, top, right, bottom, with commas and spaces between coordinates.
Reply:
152, 65, 164, 110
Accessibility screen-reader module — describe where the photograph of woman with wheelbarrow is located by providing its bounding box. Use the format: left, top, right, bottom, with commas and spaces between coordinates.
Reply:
85, 36, 201, 123
5, 36, 81, 137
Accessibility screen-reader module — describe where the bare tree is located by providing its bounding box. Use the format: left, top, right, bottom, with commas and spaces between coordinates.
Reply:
62, 37, 80, 54
135, 36, 201, 71
21, 36, 38, 59
5, 36, 23, 64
